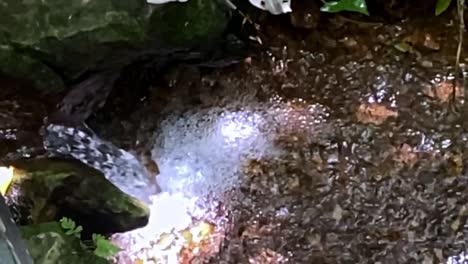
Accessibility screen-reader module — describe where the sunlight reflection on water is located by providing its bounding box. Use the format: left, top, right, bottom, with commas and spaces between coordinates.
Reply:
113, 95, 329, 263
447, 252, 468, 264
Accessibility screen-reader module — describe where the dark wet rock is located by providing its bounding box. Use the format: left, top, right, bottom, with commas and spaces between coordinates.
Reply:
0, 0, 146, 93
0, 45, 66, 94
0, 194, 33, 264
4, 158, 150, 235
85, 39, 252, 147
0, 0, 232, 94
148, 0, 231, 48
21, 222, 109, 264
0, 78, 52, 161
53, 42, 247, 124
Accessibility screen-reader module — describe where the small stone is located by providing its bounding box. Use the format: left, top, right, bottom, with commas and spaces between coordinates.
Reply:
306, 233, 321, 246
451, 219, 460, 231
421, 60, 433, 68
433, 248, 443, 261
407, 231, 415, 242
422, 253, 434, 264
332, 205, 343, 221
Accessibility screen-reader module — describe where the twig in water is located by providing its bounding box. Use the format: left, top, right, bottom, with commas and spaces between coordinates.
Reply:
453, 0, 465, 103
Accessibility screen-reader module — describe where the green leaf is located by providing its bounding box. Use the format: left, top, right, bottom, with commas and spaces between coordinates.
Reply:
435, 0, 452, 15
74, 226, 83, 234
59, 217, 82, 238
92, 233, 104, 242
321, 0, 369, 15
92, 234, 122, 259
59, 217, 75, 230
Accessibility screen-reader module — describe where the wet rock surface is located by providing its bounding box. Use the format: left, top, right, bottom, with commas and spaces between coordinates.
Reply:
0, 76, 53, 160
0, 0, 232, 94
5, 158, 150, 235
0, 194, 33, 264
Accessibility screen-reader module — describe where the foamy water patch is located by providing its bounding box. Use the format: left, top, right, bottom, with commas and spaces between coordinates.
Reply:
152, 95, 330, 198
152, 105, 277, 197
113, 95, 331, 263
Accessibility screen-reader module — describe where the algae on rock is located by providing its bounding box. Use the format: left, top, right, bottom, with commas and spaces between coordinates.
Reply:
5, 158, 150, 234
0, 0, 231, 94
148, 0, 230, 47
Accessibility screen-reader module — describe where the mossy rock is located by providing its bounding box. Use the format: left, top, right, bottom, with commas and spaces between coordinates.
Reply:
6, 158, 150, 234
0, 45, 66, 93
148, 0, 230, 47
0, 0, 147, 93
0, 0, 231, 94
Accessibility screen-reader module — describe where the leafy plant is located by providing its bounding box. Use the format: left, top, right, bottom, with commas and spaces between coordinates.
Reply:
60, 217, 83, 238
436, 0, 453, 15
59, 217, 122, 259
319, 0, 454, 16
320, 0, 369, 15
92, 234, 122, 259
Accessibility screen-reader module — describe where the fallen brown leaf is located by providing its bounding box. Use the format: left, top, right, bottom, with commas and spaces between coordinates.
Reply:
422, 33, 440, 50
356, 103, 398, 125
402, 31, 440, 51
393, 143, 418, 166
241, 224, 262, 240
179, 221, 223, 264
423, 81, 464, 103
248, 248, 287, 264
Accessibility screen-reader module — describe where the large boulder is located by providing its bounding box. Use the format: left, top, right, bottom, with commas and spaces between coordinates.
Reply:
0, 0, 232, 94
5, 158, 150, 235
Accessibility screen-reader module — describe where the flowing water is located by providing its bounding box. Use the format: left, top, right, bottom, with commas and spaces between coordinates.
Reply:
104, 16, 468, 263
3, 14, 468, 264
42, 123, 159, 203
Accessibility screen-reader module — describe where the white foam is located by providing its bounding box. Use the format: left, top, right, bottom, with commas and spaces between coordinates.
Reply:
113, 93, 331, 262
152, 104, 276, 198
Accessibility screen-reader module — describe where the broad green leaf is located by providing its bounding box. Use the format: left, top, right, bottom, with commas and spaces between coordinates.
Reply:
435, 0, 452, 15
60, 217, 82, 238
321, 0, 369, 15
92, 234, 105, 242
92, 234, 122, 259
